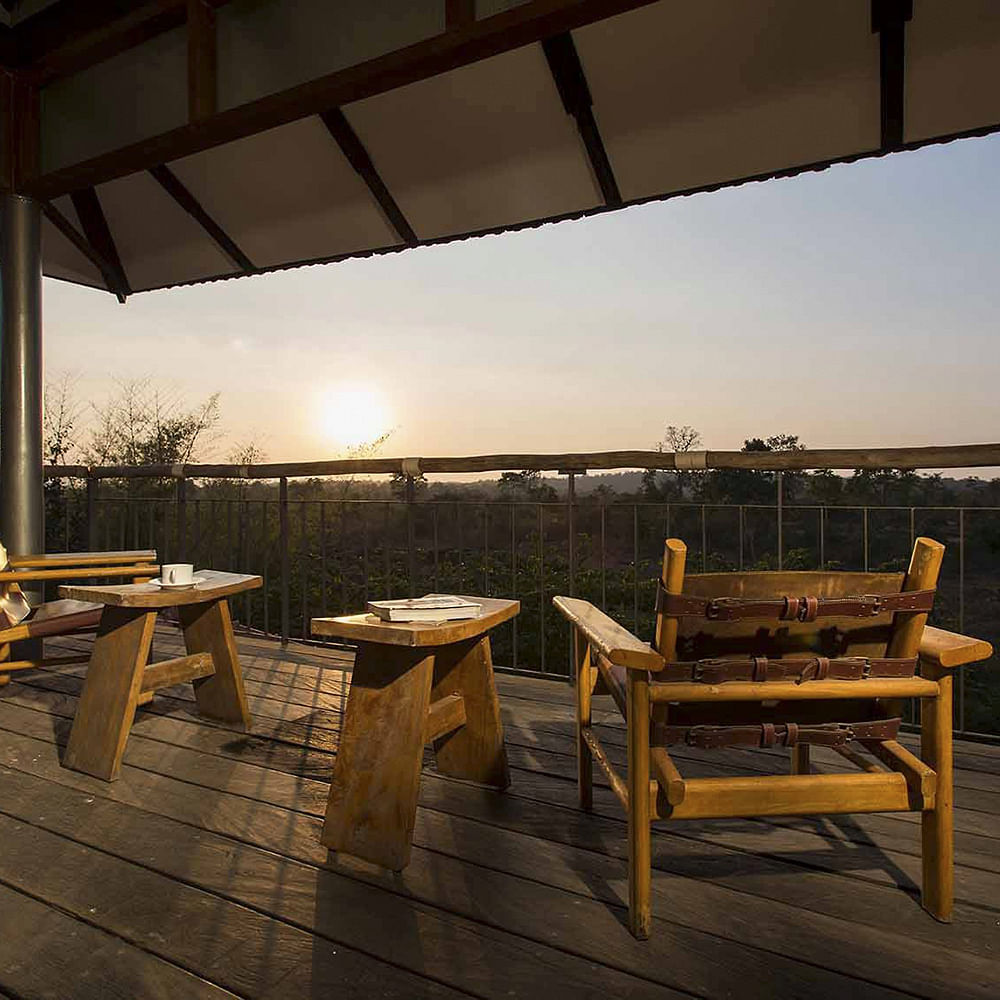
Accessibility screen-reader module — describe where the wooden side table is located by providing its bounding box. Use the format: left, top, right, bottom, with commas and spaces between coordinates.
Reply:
59, 570, 261, 781
311, 597, 518, 870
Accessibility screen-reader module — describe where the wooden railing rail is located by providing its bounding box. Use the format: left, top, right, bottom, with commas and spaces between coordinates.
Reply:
42, 442, 1000, 481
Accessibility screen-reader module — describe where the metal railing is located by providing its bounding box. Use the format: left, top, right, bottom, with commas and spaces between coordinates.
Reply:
42, 463, 1000, 740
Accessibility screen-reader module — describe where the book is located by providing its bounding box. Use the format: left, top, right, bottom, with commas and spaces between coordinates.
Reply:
366, 594, 482, 623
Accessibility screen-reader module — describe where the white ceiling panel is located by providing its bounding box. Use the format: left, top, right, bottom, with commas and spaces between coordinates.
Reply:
168, 117, 401, 269
344, 44, 601, 240
906, 0, 1000, 143
42, 216, 105, 289
575, 0, 880, 202
95, 171, 236, 292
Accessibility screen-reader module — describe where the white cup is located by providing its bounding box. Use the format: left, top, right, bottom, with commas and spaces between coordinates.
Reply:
162, 563, 195, 585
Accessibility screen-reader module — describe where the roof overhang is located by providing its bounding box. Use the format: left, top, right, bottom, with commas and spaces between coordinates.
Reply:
1, 0, 997, 296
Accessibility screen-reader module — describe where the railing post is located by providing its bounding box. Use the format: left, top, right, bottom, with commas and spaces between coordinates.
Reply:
566, 472, 576, 597
86, 473, 98, 550
175, 474, 187, 560
566, 470, 576, 676
405, 473, 416, 598
776, 471, 784, 570
959, 507, 965, 733
279, 476, 290, 646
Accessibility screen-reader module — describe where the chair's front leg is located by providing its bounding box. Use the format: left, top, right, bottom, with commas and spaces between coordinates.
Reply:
575, 630, 593, 811
921, 662, 953, 921
626, 668, 652, 939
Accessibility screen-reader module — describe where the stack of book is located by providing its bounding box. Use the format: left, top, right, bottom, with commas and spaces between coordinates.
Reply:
366, 594, 482, 623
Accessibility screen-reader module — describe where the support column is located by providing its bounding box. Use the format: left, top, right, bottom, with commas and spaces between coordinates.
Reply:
1, 193, 43, 588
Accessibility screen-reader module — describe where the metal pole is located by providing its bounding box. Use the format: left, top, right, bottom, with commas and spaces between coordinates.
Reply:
566, 471, 576, 676
0, 194, 43, 600
776, 472, 783, 571
405, 473, 416, 597
567, 472, 576, 597
279, 476, 289, 645
175, 475, 187, 560
86, 474, 98, 550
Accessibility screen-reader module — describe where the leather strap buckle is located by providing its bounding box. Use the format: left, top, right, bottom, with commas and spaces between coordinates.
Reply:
861, 659, 873, 679
861, 595, 882, 617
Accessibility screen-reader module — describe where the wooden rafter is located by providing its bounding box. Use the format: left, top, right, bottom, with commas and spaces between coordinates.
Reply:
69, 187, 130, 301
148, 163, 255, 272
319, 109, 417, 246
542, 32, 620, 207
9, 1, 231, 85
25, 0, 660, 201
187, 0, 216, 121
871, 0, 913, 150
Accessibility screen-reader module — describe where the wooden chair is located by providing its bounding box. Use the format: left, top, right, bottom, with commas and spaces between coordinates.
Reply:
0, 548, 158, 687
553, 536, 993, 939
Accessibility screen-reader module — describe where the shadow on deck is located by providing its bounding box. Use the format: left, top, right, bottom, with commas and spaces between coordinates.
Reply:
1, 628, 998, 998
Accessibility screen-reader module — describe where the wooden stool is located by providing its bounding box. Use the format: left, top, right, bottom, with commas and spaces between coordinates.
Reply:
311, 597, 518, 870
60, 571, 261, 781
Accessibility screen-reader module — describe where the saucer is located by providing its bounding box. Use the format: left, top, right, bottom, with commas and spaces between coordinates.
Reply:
150, 575, 206, 590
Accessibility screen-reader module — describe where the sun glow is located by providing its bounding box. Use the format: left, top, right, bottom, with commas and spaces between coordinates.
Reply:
317, 383, 392, 448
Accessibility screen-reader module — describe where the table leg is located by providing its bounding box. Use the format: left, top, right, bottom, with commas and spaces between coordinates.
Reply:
430, 634, 509, 788
322, 642, 435, 870
64, 607, 156, 781
179, 598, 250, 728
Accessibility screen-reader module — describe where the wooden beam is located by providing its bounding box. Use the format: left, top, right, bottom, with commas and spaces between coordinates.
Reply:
187, 0, 217, 121
69, 187, 130, 301
148, 164, 255, 272
650, 746, 685, 805
860, 738, 936, 808
19, 2, 186, 85
648, 677, 940, 703
871, 0, 913, 150
541, 32, 621, 206
40, 441, 1000, 483
580, 725, 628, 809
423, 692, 466, 743
41, 200, 125, 288
318, 108, 417, 246
140, 652, 215, 693
660, 772, 913, 821
25, 0, 661, 201
0, 71, 39, 191
15, 1, 232, 86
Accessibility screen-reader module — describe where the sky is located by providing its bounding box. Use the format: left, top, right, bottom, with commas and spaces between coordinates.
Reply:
43, 131, 1000, 468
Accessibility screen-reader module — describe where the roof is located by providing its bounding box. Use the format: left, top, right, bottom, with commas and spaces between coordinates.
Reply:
6, 0, 1000, 296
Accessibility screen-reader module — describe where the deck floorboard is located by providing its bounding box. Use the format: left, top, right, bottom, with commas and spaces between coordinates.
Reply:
0, 628, 997, 999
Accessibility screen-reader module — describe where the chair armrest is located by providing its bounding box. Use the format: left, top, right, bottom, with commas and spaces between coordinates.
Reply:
0, 564, 160, 583
920, 625, 993, 670
552, 595, 664, 671
8, 549, 156, 568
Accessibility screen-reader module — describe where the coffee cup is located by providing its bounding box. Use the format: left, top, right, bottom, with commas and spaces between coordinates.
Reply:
162, 563, 195, 585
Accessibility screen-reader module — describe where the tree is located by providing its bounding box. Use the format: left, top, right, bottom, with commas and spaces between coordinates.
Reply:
642, 425, 702, 500
497, 470, 557, 502
84, 378, 220, 469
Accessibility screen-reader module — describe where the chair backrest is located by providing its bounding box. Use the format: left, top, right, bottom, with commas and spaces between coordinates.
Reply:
654, 536, 944, 664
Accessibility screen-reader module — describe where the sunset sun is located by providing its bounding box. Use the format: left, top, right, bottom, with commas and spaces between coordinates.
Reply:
317, 384, 392, 448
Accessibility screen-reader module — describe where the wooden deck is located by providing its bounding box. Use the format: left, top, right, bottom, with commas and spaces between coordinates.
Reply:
1, 628, 999, 999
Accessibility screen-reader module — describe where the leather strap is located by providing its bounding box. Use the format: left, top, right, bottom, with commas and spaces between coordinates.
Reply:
656, 582, 934, 622
657, 655, 917, 685
654, 717, 901, 749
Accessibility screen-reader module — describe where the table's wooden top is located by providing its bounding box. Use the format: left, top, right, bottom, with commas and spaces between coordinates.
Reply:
59, 570, 262, 608
311, 596, 519, 647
